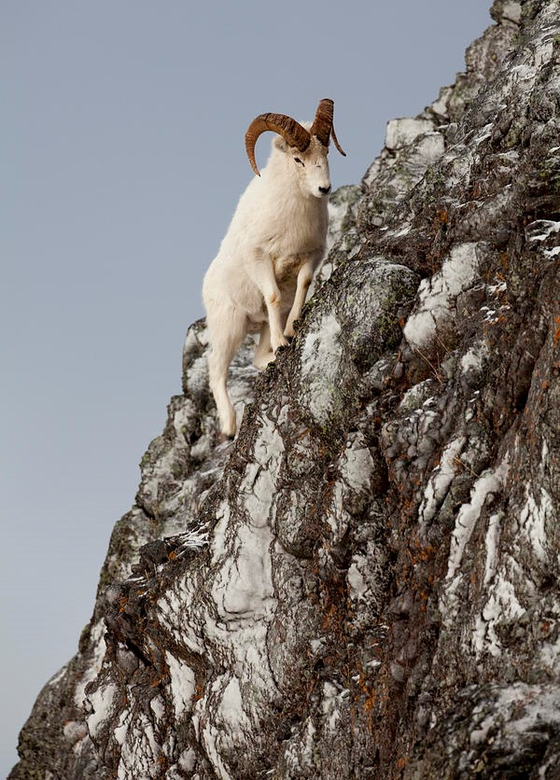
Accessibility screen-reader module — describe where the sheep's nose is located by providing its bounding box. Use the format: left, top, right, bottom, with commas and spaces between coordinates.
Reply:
319, 185, 331, 195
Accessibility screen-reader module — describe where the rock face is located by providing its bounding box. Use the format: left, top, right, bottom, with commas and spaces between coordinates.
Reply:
11, 1, 560, 777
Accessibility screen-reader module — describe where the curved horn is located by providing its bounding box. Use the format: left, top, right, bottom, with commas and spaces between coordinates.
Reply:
245, 113, 310, 176
310, 98, 346, 157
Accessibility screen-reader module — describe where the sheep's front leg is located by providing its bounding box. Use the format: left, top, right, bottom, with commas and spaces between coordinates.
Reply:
284, 258, 314, 339
253, 322, 275, 369
247, 255, 287, 353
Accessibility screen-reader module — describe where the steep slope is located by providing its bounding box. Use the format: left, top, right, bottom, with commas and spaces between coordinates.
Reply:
10, 1, 560, 777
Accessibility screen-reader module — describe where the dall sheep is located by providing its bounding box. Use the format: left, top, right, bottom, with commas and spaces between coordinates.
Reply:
203, 98, 345, 438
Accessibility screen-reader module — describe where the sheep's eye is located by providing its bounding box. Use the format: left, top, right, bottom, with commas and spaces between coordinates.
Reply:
294, 157, 304, 165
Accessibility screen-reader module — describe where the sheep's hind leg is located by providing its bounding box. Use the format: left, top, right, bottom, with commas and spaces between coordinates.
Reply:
207, 308, 246, 438
253, 322, 275, 369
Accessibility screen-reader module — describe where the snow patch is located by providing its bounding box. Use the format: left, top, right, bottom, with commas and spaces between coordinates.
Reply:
156, 576, 206, 655
240, 415, 284, 528
404, 243, 481, 350
219, 676, 243, 728
211, 501, 232, 564
211, 521, 275, 621
166, 652, 196, 718
116, 712, 159, 780
473, 574, 524, 657
321, 681, 344, 731
528, 220, 560, 242
518, 486, 551, 562
114, 709, 132, 746
419, 436, 466, 525
339, 442, 375, 493
471, 684, 560, 757
446, 461, 508, 583
284, 718, 316, 772
198, 675, 252, 780
242, 467, 276, 528
75, 619, 107, 707
461, 340, 489, 374
483, 512, 502, 586
150, 696, 165, 723
347, 557, 367, 600
441, 460, 509, 625
300, 312, 342, 424
86, 682, 117, 738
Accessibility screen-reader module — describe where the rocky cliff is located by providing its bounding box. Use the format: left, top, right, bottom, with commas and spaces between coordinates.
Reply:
10, 1, 560, 777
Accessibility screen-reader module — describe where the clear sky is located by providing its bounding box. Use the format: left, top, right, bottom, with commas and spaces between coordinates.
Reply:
2, 0, 492, 774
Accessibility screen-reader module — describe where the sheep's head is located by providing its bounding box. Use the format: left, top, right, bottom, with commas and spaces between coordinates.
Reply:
245, 98, 346, 198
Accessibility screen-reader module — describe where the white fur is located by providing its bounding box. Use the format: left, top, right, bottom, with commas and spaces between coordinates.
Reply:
203, 131, 331, 437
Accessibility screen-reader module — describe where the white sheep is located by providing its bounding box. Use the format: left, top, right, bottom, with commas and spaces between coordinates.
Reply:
202, 98, 345, 438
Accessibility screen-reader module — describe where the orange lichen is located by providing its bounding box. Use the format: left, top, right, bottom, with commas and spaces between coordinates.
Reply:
553, 314, 560, 345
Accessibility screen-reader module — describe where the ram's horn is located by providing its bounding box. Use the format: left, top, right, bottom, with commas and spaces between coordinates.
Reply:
310, 98, 346, 157
245, 113, 311, 176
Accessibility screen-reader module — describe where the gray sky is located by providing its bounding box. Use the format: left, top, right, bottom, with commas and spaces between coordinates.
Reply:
2, 0, 491, 773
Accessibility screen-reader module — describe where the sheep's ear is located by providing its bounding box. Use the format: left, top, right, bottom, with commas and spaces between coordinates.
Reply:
273, 135, 289, 153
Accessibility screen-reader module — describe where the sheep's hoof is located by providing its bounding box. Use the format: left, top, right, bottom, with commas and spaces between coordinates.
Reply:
219, 432, 235, 443
284, 318, 301, 338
